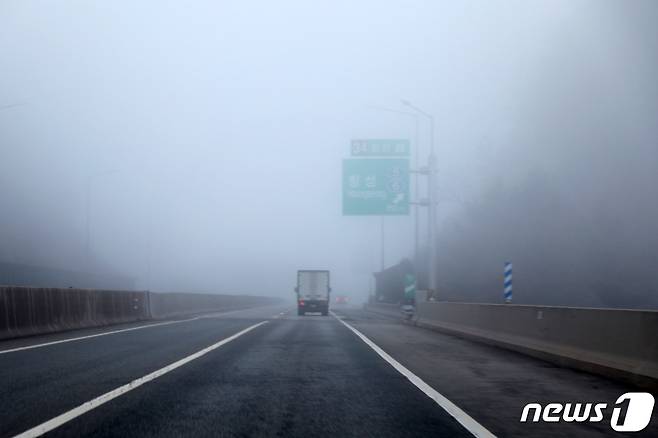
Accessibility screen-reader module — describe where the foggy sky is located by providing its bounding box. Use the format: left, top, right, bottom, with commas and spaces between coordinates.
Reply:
1, 1, 657, 306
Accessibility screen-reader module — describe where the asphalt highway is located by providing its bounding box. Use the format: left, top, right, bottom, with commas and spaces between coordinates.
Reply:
0, 305, 476, 438
0, 305, 655, 437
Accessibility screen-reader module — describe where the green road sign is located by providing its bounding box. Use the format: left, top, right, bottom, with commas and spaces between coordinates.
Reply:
404, 274, 417, 300
351, 139, 410, 157
342, 158, 409, 215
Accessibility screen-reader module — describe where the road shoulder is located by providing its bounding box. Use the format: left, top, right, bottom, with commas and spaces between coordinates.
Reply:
334, 307, 657, 437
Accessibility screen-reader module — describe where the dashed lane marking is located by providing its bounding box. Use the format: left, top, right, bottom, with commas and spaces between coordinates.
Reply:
13, 320, 269, 438
271, 309, 292, 319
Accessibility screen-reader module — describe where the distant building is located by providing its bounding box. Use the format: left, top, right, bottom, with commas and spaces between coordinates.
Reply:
373, 258, 414, 304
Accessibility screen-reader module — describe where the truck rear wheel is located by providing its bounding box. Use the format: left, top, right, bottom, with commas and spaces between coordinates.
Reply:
298, 308, 305, 316
321, 308, 329, 316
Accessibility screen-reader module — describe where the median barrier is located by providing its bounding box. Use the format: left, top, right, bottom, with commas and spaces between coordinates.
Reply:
413, 301, 658, 388
0, 286, 149, 341
0, 287, 283, 341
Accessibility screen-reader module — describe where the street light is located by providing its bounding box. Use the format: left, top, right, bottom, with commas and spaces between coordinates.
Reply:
85, 170, 118, 271
401, 99, 437, 299
367, 105, 422, 266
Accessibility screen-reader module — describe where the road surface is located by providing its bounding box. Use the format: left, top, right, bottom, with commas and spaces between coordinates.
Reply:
0, 305, 655, 437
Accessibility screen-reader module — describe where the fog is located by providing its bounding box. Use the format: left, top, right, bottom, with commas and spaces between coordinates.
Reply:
1, 1, 657, 307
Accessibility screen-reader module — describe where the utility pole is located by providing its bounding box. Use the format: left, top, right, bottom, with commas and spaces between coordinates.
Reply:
85, 175, 91, 270
85, 170, 117, 271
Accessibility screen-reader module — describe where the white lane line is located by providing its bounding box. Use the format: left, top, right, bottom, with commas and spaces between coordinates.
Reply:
271, 309, 292, 319
0, 317, 203, 355
0, 306, 281, 355
13, 320, 269, 438
331, 312, 495, 438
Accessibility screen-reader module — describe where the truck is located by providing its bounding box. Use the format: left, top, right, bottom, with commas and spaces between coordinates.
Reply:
295, 270, 331, 316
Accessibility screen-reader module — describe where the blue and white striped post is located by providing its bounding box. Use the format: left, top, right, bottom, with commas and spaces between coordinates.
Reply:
504, 262, 513, 303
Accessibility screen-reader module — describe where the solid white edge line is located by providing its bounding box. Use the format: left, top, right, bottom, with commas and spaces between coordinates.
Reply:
331, 312, 495, 438
0, 317, 202, 355
13, 320, 269, 438
0, 305, 286, 355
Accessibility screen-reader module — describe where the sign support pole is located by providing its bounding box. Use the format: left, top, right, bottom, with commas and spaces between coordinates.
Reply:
402, 100, 437, 300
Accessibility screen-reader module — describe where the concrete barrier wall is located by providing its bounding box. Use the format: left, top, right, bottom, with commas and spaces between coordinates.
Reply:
0, 287, 283, 341
414, 302, 658, 387
149, 292, 282, 319
0, 286, 149, 340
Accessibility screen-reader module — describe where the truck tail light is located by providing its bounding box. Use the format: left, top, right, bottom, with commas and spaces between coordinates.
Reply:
298, 300, 305, 306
